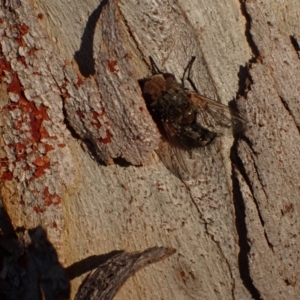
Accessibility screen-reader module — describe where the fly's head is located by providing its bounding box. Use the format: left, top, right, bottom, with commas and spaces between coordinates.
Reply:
140, 73, 175, 105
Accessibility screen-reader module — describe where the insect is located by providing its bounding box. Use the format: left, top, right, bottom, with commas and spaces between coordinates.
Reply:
139, 56, 245, 178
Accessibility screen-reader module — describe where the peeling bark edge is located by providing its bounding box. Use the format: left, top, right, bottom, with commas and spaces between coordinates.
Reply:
75, 247, 176, 300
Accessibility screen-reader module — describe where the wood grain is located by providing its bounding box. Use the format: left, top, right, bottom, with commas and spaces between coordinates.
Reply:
0, 0, 299, 299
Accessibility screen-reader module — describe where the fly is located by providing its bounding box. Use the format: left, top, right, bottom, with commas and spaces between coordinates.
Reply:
139, 56, 245, 178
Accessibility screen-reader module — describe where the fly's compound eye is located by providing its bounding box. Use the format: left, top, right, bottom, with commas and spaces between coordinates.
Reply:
163, 73, 176, 86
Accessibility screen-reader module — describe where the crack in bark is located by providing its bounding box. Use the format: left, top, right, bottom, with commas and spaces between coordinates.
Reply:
239, 0, 260, 60
277, 93, 300, 133
117, 3, 151, 71
238, 138, 268, 230
231, 145, 261, 300
290, 35, 300, 59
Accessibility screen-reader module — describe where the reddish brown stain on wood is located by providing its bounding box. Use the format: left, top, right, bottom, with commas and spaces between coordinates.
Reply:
99, 108, 106, 116
91, 111, 101, 129
19, 23, 29, 35
1, 171, 13, 181
37, 13, 44, 20
76, 110, 84, 118
98, 130, 112, 144
77, 77, 83, 87
107, 60, 118, 73
33, 206, 43, 213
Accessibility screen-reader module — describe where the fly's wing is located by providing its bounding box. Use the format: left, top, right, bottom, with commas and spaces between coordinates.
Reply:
161, 121, 212, 179
188, 92, 246, 134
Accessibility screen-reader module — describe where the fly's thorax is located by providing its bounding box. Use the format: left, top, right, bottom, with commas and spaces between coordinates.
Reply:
141, 74, 166, 105
156, 85, 194, 122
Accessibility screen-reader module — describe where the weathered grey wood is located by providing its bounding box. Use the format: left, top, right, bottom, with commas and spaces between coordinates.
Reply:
234, 1, 300, 298
0, 0, 299, 299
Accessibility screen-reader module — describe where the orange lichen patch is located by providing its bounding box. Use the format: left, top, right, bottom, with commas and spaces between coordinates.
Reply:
52, 221, 57, 228
13, 120, 22, 130
33, 155, 50, 167
0, 58, 11, 74
43, 187, 62, 206
98, 130, 112, 144
19, 199, 25, 205
45, 143, 54, 151
107, 60, 118, 73
8, 73, 22, 94
5, 72, 50, 143
139, 107, 144, 112
34, 104, 49, 121
15, 143, 26, 153
58, 144, 66, 148
11, 24, 27, 47
39, 123, 49, 139
34, 167, 45, 178
19, 99, 49, 142
15, 143, 26, 161
91, 111, 101, 129
8, 75, 48, 114
31, 105, 49, 142
1, 171, 13, 181
34, 156, 50, 178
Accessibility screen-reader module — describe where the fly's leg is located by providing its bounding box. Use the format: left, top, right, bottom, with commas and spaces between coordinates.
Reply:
182, 56, 200, 93
149, 56, 162, 74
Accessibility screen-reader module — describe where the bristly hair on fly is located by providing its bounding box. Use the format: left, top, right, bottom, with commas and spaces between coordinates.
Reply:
139, 56, 246, 179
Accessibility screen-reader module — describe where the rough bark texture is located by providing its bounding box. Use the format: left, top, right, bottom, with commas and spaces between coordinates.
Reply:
0, 0, 299, 299
75, 247, 176, 300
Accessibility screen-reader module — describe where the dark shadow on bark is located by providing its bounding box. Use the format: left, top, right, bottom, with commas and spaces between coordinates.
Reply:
0, 218, 70, 300
74, 0, 108, 77
0, 204, 25, 300
290, 35, 300, 58
24, 226, 70, 300
65, 250, 123, 280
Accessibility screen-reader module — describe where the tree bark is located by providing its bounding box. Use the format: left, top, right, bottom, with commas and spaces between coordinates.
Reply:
0, 0, 299, 299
